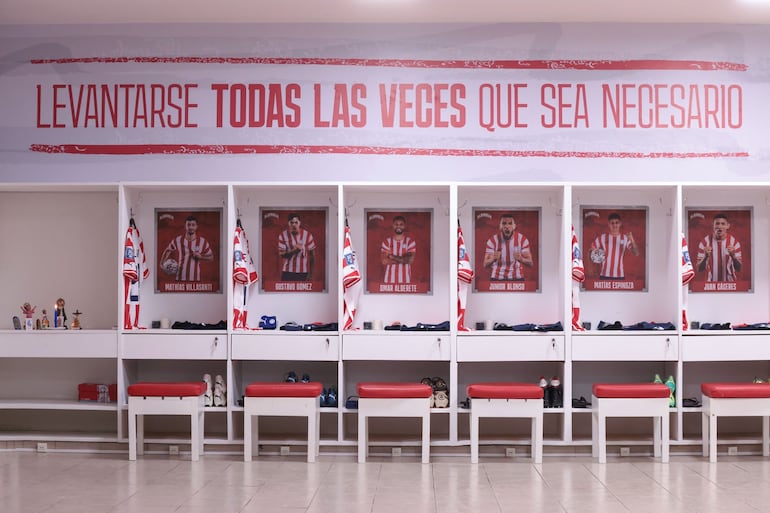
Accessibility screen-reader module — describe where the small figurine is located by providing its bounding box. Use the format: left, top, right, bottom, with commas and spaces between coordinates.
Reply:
20, 303, 36, 318
20, 303, 36, 330
54, 298, 67, 328
71, 310, 82, 330
41, 309, 50, 329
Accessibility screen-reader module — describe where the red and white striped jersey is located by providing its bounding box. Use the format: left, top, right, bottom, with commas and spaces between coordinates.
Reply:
381, 236, 416, 284
278, 229, 316, 274
485, 232, 530, 280
165, 234, 213, 281
697, 234, 741, 282
592, 233, 631, 279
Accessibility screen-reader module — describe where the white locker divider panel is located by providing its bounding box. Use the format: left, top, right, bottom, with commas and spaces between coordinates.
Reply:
232, 333, 340, 361
342, 333, 450, 361
121, 333, 227, 360
457, 334, 564, 361
0, 330, 117, 358
682, 333, 770, 361
572, 333, 678, 361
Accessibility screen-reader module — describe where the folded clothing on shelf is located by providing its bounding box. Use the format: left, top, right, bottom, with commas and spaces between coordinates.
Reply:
623, 321, 676, 331
699, 322, 732, 330
172, 320, 227, 330
597, 320, 624, 330
384, 321, 450, 331
78, 383, 117, 402
493, 322, 563, 332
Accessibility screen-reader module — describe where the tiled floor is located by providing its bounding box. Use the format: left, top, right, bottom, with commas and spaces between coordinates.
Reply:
3, 451, 770, 513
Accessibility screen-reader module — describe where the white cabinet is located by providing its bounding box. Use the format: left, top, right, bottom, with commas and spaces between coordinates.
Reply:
572, 333, 678, 361
682, 332, 770, 361
121, 332, 226, 360
457, 333, 564, 361
342, 333, 450, 361
232, 333, 339, 361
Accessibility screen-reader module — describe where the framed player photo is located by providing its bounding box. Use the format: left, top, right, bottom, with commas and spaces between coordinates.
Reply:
365, 209, 432, 294
155, 208, 223, 293
260, 208, 327, 293
686, 207, 752, 293
581, 207, 647, 292
473, 208, 540, 293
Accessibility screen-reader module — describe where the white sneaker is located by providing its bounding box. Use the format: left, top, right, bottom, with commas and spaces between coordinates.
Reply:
202, 374, 213, 407
213, 375, 226, 407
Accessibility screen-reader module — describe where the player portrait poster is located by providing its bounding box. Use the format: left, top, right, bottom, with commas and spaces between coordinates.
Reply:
260, 208, 327, 293
581, 207, 647, 292
686, 208, 752, 292
365, 209, 432, 294
473, 208, 541, 292
155, 208, 223, 293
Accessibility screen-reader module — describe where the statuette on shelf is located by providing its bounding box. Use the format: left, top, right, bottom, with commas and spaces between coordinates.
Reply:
54, 297, 67, 328
20, 302, 36, 330
71, 310, 83, 330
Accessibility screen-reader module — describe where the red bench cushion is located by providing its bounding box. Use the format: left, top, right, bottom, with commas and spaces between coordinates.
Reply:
592, 383, 670, 399
358, 382, 433, 399
467, 382, 544, 399
701, 382, 770, 399
127, 382, 206, 397
245, 382, 323, 398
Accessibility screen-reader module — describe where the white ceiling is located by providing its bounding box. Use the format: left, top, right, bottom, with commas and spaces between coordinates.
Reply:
2, 0, 770, 25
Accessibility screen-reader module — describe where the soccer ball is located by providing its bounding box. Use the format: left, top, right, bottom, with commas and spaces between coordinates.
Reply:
161, 259, 179, 276
590, 248, 606, 264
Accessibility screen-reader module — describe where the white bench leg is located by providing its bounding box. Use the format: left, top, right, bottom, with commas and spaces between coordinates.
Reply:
190, 408, 200, 462
307, 410, 317, 463
763, 416, 770, 457
244, 413, 253, 462
702, 411, 709, 458
653, 416, 661, 458
598, 413, 607, 464
128, 410, 138, 461
709, 414, 718, 463
470, 411, 479, 464
661, 411, 669, 463
358, 413, 367, 463
421, 411, 430, 464
591, 410, 598, 458
532, 414, 543, 464
136, 414, 145, 456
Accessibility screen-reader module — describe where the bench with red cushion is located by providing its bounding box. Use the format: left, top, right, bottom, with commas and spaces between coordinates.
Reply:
591, 382, 670, 463
245, 382, 323, 398
357, 382, 433, 463
128, 382, 206, 397
701, 382, 770, 462
593, 383, 670, 399
466, 382, 544, 463
467, 382, 544, 400
243, 381, 324, 463
127, 381, 207, 461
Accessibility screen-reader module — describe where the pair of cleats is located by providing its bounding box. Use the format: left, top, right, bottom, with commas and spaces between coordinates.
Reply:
538, 376, 563, 408
654, 374, 676, 407
285, 371, 310, 383
421, 377, 449, 408
203, 374, 226, 407
320, 387, 337, 407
